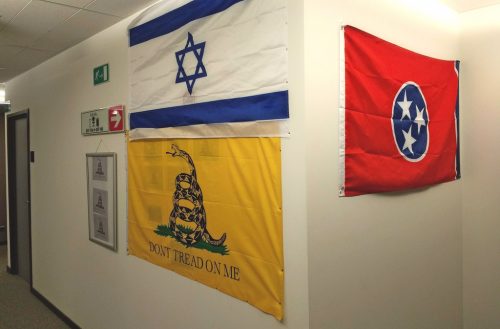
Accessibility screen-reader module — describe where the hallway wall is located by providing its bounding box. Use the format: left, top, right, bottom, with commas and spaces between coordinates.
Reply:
5, 1, 308, 328
304, 1, 463, 328
6, 1, 500, 329
460, 6, 500, 328
0, 114, 5, 244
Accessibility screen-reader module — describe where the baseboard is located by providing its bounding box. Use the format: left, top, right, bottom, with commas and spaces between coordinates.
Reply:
30, 288, 81, 329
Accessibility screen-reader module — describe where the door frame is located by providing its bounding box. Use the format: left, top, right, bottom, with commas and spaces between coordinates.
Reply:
7, 109, 32, 287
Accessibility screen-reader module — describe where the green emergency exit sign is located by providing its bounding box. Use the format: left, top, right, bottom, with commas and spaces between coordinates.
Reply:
93, 64, 109, 85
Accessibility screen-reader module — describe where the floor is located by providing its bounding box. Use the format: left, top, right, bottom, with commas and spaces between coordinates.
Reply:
0, 244, 70, 329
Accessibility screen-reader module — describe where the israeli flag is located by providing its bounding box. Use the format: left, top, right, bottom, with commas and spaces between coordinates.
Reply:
128, 0, 289, 140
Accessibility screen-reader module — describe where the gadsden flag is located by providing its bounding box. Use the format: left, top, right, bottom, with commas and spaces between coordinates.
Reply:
127, 138, 284, 319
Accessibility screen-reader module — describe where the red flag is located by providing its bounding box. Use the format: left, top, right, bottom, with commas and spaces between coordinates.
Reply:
340, 26, 460, 197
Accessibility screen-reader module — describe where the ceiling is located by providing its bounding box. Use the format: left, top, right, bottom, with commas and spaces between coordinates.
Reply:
441, 0, 500, 12
0, 0, 157, 82
2, 0, 500, 83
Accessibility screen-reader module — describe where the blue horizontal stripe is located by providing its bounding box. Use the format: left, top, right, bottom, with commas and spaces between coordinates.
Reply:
130, 91, 289, 129
130, 0, 244, 47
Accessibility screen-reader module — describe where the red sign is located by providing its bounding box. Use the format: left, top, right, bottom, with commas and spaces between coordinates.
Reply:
108, 105, 124, 132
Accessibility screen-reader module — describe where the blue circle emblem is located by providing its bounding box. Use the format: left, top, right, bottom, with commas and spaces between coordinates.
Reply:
392, 82, 429, 162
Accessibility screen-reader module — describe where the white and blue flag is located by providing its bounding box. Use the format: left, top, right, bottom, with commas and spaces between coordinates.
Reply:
128, 0, 289, 140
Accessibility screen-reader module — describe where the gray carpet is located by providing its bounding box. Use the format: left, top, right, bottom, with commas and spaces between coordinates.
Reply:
0, 245, 70, 329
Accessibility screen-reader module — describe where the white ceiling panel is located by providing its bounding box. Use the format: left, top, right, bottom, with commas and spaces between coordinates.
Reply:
0, 0, 160, 82
0, 0, 31, 30
0, 45, 23, 63
30, 32, 83, 53
86, 0, 158, 18
1, 1, 79, 47
441, 0, 500, 12
0, 33, 12, 45
46, 0, 96, 8
0, 68, 22, 82
32, 10, 122, 51
10, 48, 55, 70
58, 9, 123, 38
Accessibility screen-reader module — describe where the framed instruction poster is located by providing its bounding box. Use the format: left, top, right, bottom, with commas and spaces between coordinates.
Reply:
86, 152, 117, 251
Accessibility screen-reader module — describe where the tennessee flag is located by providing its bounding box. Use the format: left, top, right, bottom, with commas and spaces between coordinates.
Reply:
339, 26, 460, 197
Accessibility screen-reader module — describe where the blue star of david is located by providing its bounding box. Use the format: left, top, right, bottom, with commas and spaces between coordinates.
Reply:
175, 32, 207, 95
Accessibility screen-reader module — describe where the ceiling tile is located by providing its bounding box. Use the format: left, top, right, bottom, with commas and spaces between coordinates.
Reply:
31, 10, 121, 51
0, 32, 13, 45
9, 48, 55, 71
1, 0, 79, 47
44, 0, 96, 8
86, 0, 157, 18
0, 67, 22, 82
442, 0, 500, 12
0, 44, 24, 63
30, 32, 83, 53
0, 0, 31, 31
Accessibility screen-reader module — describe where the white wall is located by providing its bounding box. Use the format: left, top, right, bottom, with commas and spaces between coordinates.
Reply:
5, 1, 309, 328
7, 1, 500, 328
305, 1, 463, 328
460, 6, 500, 328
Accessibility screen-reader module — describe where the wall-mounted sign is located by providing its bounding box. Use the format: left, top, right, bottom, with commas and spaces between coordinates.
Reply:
93, 64, 109, 85
81, 105, 125, 135
86, 152, 117, 251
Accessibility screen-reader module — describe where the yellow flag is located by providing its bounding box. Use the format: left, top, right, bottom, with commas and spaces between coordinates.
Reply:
128, 138, 283, 319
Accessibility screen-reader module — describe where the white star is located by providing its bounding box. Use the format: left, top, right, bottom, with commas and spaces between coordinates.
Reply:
414, 105, 426, 134
398, 91, 412, 120
402, 126, 417, 155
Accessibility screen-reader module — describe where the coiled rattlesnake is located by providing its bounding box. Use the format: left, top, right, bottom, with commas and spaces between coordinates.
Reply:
166, 145, 226, 247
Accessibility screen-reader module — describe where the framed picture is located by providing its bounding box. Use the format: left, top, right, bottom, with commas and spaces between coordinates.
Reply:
86, 152, 117, 251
